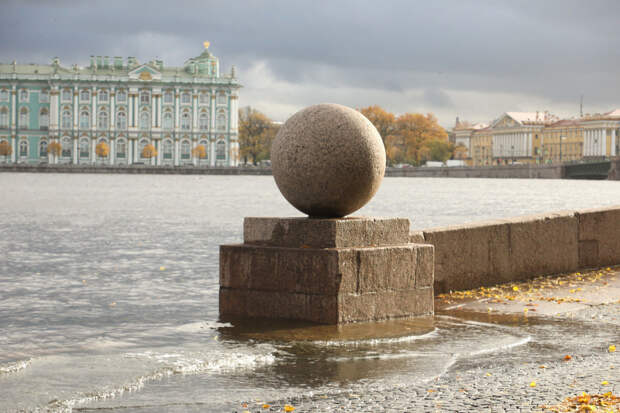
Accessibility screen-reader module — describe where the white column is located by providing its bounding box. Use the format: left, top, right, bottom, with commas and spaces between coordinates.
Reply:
11, 136, 16, 163
157, 95, 162, 129
127, 139, 133, 165
133, 139, 138, 163
91, 87, 96, 133
73, 89, 79, 129
157, 140, 163, 165
152, 95, 157, 129
210, 140, 215, 166
10, 87, 16, 132
50, 87, 59, 130
174, 139, 180, 166
110, 88, 115, 133
91, 137, 96, 164
192, 92, 198, 130
192, 139, 197, 166
174, 89, 180, 130
612, 128, 617, 156
210, 94, 216, 130
110, 139, 115, 165
602, 129, 607, 155
73, 138, 78, 164
133, 95, 138, 128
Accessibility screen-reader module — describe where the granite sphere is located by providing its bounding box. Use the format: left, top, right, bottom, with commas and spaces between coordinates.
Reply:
271, 103, 386, 218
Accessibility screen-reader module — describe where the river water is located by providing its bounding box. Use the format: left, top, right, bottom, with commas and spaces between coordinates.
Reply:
1, 174, 619, 412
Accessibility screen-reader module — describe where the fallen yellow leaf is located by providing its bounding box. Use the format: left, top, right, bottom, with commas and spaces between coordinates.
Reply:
262, 404, 270, 409
284, 405, 295, 412
530, 381, 536, 387
564, 355, 572, 361
610, 345, 616, 353
602, 380, 609, 385
513, 286, 519, 291
160, 266, 166, 271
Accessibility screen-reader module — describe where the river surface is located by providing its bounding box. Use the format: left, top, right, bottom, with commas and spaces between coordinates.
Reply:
1, 174, 619, 412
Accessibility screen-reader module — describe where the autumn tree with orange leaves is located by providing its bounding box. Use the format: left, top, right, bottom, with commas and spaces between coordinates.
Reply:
48, 141, 62, 162
0, 140, 12, 162
359, 106, 452, 166
192, 145, 207, 162
95, 142, 109, 163
141, 144, 157, 163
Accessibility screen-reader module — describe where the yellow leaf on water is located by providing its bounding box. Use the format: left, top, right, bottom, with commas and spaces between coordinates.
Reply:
485, 373, 492, 376
284, 405, 295, 412
601, 380, 609, 385
160, 266, 166, 271
530, 381, 536, 387
609, 345, 616, 353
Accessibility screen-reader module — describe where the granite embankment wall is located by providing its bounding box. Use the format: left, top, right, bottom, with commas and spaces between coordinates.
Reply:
0, 163, 565, 178
411, 206, 620, 294
386, 164, 564, 179
0, 164, 273, 175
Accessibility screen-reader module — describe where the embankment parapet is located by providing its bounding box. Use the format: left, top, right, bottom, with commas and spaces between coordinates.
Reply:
413, 206, 620, 294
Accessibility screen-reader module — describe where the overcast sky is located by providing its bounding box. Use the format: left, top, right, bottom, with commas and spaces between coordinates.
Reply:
2, 0, 619, 126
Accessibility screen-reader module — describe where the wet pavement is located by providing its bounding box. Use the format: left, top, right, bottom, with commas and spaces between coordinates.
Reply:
231, 268, 620, 412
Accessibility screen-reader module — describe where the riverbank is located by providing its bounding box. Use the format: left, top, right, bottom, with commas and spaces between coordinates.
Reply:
235, 267, 619, 412
1, 161, 618, 179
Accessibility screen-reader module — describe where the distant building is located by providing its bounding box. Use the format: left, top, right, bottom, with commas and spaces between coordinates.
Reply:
453, 110, 620, 166
0, 44, 241, 166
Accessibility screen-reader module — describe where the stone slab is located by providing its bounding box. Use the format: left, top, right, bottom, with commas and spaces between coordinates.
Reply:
576, 206, 620, 267
243, 217, 410, 248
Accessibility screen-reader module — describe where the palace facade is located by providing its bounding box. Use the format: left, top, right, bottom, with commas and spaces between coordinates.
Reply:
0, 45, 240, 166
454, 110, 620, 166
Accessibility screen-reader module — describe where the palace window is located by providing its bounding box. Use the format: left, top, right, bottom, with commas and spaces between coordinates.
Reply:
62, 89, 72, 102
181, 91, 191, 104
181, 111, 191, 130
62, 110, 72, 129
199, 92, 209, 104
0, 89, 8, 102
39, 90, 49, 103
163, 111, 173, 130
140, 91, 150, 105
62, 137, 72, 157
40, 140, 47, 157
116, 89, 127, 103
163, 90, 173, 104
163, 139, 173, 159
98, 110, 108, 129
140, 111, 150, 130
79, 138, 89, 157
116, 139, 126, 158
0, 108, 8, 128
39, 108, 49, 130
139, 139, 149, 158
19, 140, 28, 157
19, 107, 29, 128
199, 139, 209, 159
19, 89, 28, 102
216, 140, 226, 160
199, 112, 209, 130
216, 90, 226, 105
80, 89, 90, 102
181, 140, 191, 159
79, 110, 90, 129
98, 89, 109, 103
116, 111, 127, 130
216, 109, 226, 130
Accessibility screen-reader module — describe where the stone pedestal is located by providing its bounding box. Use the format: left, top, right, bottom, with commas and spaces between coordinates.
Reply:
219, 217, 434, 324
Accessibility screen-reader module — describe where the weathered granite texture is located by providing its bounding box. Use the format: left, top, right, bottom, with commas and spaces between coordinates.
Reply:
576, 206, 620, 268
220, 217, 434, 324
271, 104, 386, 218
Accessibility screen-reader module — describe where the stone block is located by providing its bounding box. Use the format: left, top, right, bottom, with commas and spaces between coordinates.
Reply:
576, 206, 620, 267
243, 217, 410, 248
220, 217, 434, 324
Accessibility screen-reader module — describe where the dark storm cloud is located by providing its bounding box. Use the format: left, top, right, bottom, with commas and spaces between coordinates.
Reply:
1, 0, 619, 122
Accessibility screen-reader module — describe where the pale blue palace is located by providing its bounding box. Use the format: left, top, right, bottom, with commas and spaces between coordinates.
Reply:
0, 45, 240, 166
